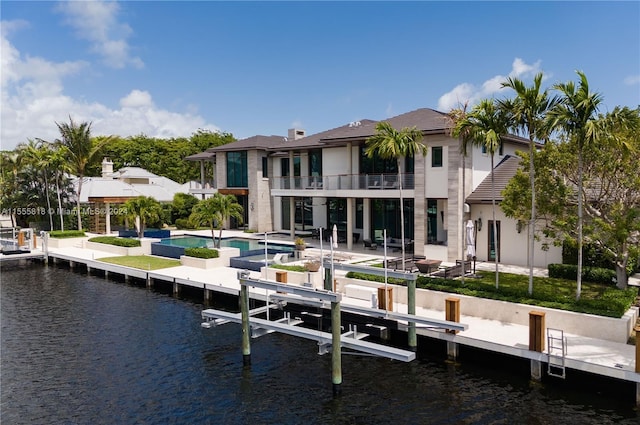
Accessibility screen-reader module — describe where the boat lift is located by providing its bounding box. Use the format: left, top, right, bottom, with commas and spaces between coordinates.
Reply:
201, 270, 468, 396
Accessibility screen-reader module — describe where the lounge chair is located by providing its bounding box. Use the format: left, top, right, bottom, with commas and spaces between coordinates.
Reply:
272, 253, 289, 264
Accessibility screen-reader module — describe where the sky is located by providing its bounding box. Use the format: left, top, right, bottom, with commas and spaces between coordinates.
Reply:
1, 1, 639, 151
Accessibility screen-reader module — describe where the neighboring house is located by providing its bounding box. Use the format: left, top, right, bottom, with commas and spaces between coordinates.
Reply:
76, 158, 192, 234
186, 107, 548, 265
465, 155, 562, 268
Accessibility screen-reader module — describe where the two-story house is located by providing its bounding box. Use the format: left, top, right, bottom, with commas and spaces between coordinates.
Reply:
187, 108, 562, 267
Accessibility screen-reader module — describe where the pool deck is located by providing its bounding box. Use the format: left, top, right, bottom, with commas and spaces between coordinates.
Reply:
6, 229, 640, 397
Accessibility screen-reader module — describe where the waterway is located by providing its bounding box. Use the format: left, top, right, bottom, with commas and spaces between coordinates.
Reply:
2, 262, 639, 424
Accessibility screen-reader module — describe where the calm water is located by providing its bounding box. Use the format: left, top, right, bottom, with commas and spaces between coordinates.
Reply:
2, 262, 638, 424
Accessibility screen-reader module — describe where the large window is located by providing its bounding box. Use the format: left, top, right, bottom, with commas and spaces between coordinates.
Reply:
360, 146, 414, 174
427, 199, 438, 243
227, 151, 247, 187
432, 146, 443, 167
309, 149, 322, 176
370, 198, 414, 241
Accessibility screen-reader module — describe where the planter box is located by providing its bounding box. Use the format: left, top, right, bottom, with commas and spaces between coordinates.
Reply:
180, 256, 224, 269
47, 237, 88, 249
180, 247, 239, 269
335, 276, 638, 343
85, 240, 146, 256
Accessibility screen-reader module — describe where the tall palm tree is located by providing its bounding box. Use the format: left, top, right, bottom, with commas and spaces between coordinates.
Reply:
365, 122, 427, 271
55, 117, 112, 230
454, 99, 510, 288
547, 71, 602, 300
190, 193, 243, 248
123, 196, 164, 238
448, 102, 472, 284
500, 73, 557, 295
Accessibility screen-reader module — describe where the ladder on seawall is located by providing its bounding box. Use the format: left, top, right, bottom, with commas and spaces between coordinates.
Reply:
547, 328, 567, 379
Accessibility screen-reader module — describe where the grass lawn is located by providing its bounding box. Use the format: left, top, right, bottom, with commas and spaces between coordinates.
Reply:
99, 255, 181, 270
346, 268, 638, 318
418, 271, 638, 318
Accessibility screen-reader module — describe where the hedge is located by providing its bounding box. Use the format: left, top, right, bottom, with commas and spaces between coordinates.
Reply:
184, 247, 219, 259
548, 264, 617, 285
49, 230, 86, 238
88, 236, 141, 247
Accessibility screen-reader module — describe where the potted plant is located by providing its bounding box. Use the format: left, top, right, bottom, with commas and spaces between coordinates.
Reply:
304, 259, 321, 272
294, 237, 306, 251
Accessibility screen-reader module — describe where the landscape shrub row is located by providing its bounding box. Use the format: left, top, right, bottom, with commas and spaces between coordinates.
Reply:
49, 230, 86, 238
548, 264, 617, 284
184, 247, 218, 259
88, 236, 141, 247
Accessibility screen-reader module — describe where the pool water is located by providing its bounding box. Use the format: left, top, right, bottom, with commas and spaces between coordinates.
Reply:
158, 236, 293, 252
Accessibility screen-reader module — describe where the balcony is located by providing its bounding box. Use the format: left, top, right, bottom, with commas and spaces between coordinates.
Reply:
188, 180, 217, 195
271, 173, 414, 196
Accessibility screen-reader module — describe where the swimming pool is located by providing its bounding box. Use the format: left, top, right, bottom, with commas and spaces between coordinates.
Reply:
157, 235, 294, 252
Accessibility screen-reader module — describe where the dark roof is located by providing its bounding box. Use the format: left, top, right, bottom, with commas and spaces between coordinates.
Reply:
267, 119, 378, 151
196, 135, 286, 156
320, 108, 450, 144
466, 155, 521, 204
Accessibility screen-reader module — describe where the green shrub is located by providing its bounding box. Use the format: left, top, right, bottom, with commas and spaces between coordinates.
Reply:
548, 264, 617, 284
345, 271, 407, 285
88, 236, 141, 247
49, 230, 86, 238
184, 247, 219, 259
175, 218, 198, 230
271, 264, 307, 273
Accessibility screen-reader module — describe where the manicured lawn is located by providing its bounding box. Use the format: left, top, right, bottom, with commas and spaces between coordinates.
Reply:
418, 271, 638, 318
99, 255, 181, 270
346, 268, 638, 318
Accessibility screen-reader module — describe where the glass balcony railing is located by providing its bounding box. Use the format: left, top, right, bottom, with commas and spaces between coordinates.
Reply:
271, 173, 414, 191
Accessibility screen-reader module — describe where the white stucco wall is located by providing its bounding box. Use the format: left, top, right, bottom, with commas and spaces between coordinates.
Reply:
470, 204, 562, 268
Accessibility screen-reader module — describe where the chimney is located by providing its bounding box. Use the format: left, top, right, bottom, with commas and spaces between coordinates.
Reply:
288, 128, 306, 140
102, 157, 114, 177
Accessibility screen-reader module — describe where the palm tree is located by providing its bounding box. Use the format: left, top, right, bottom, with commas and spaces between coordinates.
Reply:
0, 151, 23, 227
454, 99, 510, 288
123, 196, 164, 238
365, 121, 427, 271
20, 140, 55, 230
500, 73, 557, 295
547, 71, 602, 300
55, 117, 112, 230
447, 102, 472, 284
190, 193, 243, 248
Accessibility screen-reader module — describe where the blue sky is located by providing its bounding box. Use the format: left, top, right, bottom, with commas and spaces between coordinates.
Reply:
2, 1, 639, 150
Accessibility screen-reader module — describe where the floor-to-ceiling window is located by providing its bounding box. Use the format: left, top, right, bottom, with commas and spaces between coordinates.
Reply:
294, 197, 313, 230
370, 199, 414, 242
427, 199, 438, 243
227, 151, 247, 187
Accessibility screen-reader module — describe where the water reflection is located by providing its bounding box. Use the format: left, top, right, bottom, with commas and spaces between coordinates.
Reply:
1, 262, 638, 424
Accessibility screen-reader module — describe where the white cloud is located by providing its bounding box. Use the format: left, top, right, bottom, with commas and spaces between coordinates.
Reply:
624, 75, 640, 85
1, 24, 219, 151
56, 0, 143, 69
437, 58, 543, 112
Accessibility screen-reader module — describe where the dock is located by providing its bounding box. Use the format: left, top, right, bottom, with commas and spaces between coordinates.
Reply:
8, 243, 640, 402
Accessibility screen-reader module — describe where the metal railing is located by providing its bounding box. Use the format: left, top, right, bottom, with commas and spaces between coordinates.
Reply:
272, 173, 414, 191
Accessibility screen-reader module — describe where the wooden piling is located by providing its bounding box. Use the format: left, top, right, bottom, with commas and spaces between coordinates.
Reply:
331, 300, 342, 396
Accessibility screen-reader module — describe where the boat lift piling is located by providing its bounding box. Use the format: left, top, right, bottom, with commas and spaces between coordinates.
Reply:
202, 271, 421, 397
